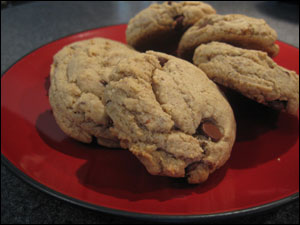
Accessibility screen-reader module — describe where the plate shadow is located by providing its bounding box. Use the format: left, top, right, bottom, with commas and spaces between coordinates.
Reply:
223, 88, 299, 169
36, 110, 227, 202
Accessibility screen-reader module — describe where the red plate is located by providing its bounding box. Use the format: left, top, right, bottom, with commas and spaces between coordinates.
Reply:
1, 24, 299, 222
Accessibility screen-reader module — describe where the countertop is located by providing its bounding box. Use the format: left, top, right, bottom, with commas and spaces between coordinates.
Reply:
1, 1, 299, 224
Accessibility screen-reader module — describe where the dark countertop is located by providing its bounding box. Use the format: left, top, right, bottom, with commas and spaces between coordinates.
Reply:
1, 1, 299, 224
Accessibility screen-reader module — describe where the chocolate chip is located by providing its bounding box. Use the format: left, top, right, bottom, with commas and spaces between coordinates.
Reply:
200, 121, 223, 142
185, 162, 200, 174
167, 1, 172, 5
200, 142, 208, 154
158, 57, 168, 67
107, 118, 113, 127
267, 100, 287, 111
100, 80, 108, 86
205, 160, 214, 170
173, 15, 184, 30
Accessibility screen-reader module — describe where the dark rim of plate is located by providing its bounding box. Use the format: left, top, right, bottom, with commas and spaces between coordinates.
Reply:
2, 155, 299, 222
1, 24, 299, 222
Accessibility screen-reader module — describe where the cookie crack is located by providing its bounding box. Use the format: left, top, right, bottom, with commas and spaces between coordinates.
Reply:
55, 74, 110, 135
227, 56, 278, 93
168, 71, 198, 129
146, 67, 177, 132
199, 50, 286, 104
203, 50, 275, 70
150, 79, 173, 120
202, 51, 278, 89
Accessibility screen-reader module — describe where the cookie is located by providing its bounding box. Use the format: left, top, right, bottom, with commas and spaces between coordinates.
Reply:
49, 38, 138, 147
126, 1, 216, 53
103, 51, 236, 183
193, 42, 299, 115
178, 14, 279, 61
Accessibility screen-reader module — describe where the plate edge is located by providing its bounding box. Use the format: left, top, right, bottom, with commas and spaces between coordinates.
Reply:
1, 24, 299, 222
1, 154, 299, 222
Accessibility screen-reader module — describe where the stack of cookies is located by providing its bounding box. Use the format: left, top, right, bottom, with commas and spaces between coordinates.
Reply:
49, 1, 299, 184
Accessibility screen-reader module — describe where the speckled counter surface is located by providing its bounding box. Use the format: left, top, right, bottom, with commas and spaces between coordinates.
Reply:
1, 1, 299, 224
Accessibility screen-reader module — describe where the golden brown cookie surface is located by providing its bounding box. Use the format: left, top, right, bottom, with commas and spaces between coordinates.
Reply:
178, 14, 279, 61
104, 51, 236, 183
49, 38, 138, 147
193, 42, 299, 115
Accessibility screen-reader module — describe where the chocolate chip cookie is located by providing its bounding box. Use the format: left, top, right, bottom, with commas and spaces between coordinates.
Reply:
178, 14, 279, 61
49, 38, 138, 147
126, 1, 216, 53
193, 42, 299, 115
104, 51, 236, 183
